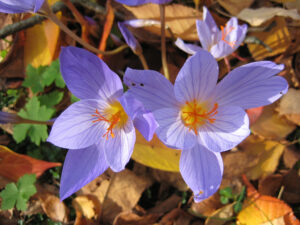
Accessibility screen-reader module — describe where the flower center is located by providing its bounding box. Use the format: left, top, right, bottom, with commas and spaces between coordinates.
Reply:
220, 25, 236, 48
92, 101, 128, 140
181, 99, 218, 135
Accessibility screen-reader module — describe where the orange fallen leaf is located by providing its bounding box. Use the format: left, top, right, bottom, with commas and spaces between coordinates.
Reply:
237, 175, 299, 225
0, 145, 61, 182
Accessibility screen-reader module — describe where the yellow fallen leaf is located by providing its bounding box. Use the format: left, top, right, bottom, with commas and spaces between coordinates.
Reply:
239, 136, 285, 180
278, 88, 300, 125
132, 130, 180, 172
251, 103, 296, 141
24, 0, 61, 67
120, 3, 202, 41
72, 195, 101, 225
247, 17, 291, 60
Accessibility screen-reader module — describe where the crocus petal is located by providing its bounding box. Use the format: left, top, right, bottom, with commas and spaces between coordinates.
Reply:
196, 7, 220, 51
48, 99, 109, 149
175, 38, 202, 55
214, 61, 288, 109
174, 50, 218, 103
210, 17, 247, 59
124, 68, 178, 111
198, 105, 250, 152
115, 0, 172, 6
154, 107, 197, 150
60, 46, 123, 101
60, 144, 109, 200
34, 0, 44, 12
0, 0, 44, 13
103, 120, 136, 172
120, 92, 158, 141
180, 143, 223, 202
118, 22, 141, 53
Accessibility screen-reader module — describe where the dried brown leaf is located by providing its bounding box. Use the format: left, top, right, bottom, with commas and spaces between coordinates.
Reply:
118, 3, 202, 41
258, 174, 283, 196
278, 88, 300, 125
38, 193, 69, 223
217, 0, 254, 16
113, 212, 160, 225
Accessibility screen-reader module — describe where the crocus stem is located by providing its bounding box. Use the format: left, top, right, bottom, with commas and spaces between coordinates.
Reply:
41, 2, 128, 56
18, 118, 54, 126
160, 4, 170, 80
137, 53, 149, 70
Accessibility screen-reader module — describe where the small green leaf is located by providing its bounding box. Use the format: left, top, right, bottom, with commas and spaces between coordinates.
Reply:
41, 60, 65, 88
220, 195, 229, 205
0, 174, 37, 211
23, 64, 47, 93
38, 91, 64, 108
0, 183, 18, 210
13, 97, 54, 145
219, 187, 233, 198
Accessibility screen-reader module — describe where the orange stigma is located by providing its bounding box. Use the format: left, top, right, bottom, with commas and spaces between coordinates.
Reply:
92, 102, 128, 140
181, 99, 218, 135
221, 25, 236, 48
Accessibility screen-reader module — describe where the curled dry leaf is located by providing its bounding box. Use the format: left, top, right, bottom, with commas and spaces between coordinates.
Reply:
72, 195, 102, 225
38, 193, 69, 223
278, 88, 300, 125
237, 7, 300, 27
116, 3, 202, 41
250, 103, 296, 141
247, 17, 291, 60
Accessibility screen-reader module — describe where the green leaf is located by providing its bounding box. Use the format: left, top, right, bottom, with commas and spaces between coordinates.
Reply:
0, 183, 18, 210
13, 96, 54, 145
38, 91, 64, 108
0, 174, 37, 211
220, 195, 229, 205
233, 201, 243, 213
41, 60, 65, 88
23, 64, 47, 93
219, 187, 233, 198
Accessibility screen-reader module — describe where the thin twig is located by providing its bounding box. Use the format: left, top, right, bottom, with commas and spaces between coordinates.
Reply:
160, 4, 170, 80
40, 1, 128, 56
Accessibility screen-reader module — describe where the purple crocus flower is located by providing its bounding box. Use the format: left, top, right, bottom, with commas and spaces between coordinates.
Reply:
0, 0, 44, 13
175, 6, 247, 59
115, 0, 172, 6
124, 50, 288, 201
47, 46, 157, 200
